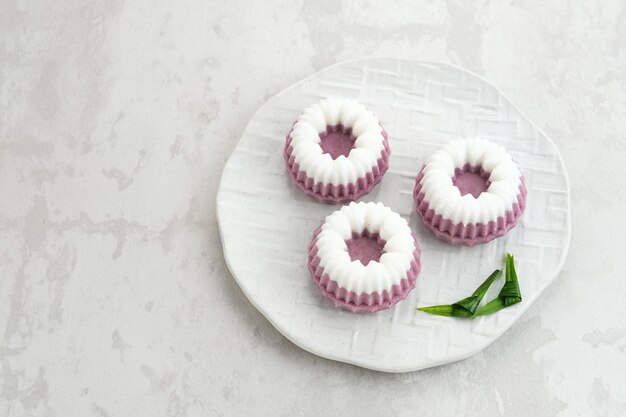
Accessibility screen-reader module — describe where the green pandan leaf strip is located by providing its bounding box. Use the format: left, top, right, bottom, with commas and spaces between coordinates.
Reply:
417, 269, 502, 317
453, 269, 502, 313
470, 269, 503, 302
472, 297, 507, 317
416, 304, 474, 317
474, 253, 522, 317
452, 296, 481, 314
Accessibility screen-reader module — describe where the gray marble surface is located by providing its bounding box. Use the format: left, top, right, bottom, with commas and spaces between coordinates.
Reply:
1, 1, 625, 416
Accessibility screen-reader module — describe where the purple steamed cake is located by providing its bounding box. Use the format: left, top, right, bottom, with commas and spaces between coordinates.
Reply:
307, 202, 421, 313
413, 138, 528, 246
284, 97, 390, 204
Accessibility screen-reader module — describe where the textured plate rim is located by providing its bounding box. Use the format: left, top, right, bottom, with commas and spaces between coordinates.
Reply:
215, 57, 572, 373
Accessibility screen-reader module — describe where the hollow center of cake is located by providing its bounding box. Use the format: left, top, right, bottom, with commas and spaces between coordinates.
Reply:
319, 125, 355, 159
452, 165, 491, 198
345, 233, 385, 266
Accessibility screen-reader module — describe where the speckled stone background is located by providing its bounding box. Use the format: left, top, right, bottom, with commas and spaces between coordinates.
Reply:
1, 1, 625, 416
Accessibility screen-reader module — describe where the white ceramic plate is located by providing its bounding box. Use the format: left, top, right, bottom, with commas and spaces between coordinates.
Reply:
216, 58, 571, 372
